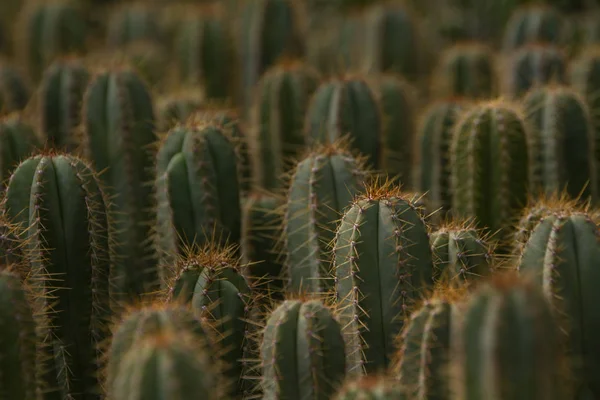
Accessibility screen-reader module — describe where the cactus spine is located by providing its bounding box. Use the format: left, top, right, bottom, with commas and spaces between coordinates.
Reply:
157, 91, 203, 132
334, 376, 406, 400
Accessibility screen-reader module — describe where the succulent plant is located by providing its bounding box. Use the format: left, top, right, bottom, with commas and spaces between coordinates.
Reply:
107, 5, 161, 48
334, 375, 407, 399
157, 91, 204, 132
0, 62, 30, 114
0, 114, 41, 189
502, 5, 566, 51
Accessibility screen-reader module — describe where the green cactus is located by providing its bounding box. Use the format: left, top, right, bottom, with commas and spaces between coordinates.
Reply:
337, 13, 367, 72
334, 376, 407, 400
305, 77, 382, 168
3, 153, 111, 399
261, 299, 346, 399
176, 11, 234, 100
155, 119, 241, 279
0, 114, 40, 189
451, 275, 568, 399
0, 62, 30, 114
523, 85, 595, 200
451, 101, 531, 237
502, 5, 566, 51
0, 270, 36, 400
83, 67, 158, 300
334, 182, 434, 375
284, 143, 367, 295
157, 91, 204, 132
251, 61, 320, 190
0, 214, 25, 272
518, 210, 600, 398
503, 45, 566, 98
112, 333, 220, 400
39, 58, 89, 151
417, 99, 468, 216
107, 5, 161, 48
432, 43, 495, 99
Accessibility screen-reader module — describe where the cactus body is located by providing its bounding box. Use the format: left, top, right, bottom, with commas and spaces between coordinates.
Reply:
0, 63, 29, 114
503, 6, 566, 51
83, 68, 158, 300
251, 62, 320, 190
334, 186, 434, 375
157, 92, 203, 132
107, 5, 161, 48
261, 299, 346, 400
0, 115, 40, 189
285, 145, 365, 294
4, 154, 111, 399
39, 58, 89, 151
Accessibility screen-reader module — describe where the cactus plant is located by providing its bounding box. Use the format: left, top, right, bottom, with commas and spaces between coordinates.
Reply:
261, 298, 346, 399
502, 5, 566, 51
305, 77, 382, 168
251, 61, 320, 190
39, 58, 89, 151
334, 376, 407, 399
523, 85, 595, 200
107, 5, 161, 48
451, 101, 531, 237
0, 62, 30, 114
83, 67, 158, 300
3, 153, 111, 398
0, 214, 25, 271
157, 91, 204, 132
334, 182, 434, 375
0, 114, 40, 189
284, 142, 367, 294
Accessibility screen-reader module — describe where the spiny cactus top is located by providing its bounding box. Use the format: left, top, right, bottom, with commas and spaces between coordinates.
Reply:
502, 5, 566, 51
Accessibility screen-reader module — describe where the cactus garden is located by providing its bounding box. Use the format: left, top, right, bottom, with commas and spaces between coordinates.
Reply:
1, 0, 600, 398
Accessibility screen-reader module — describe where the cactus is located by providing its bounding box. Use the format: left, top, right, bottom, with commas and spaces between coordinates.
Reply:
251, 61, 320, 190
334, 376, 406, 399
83, 67, 158, 300
111, 333, 220, 400
0, 270, 36, 400
3, 153, 111, 398
502, 5, 566, 51
417, 99, 468, 216
451, 275, 568, 399
157, 91, 204, 132
284, 143, 367, 294
155, 118, 241, 278
503, 45, 566, 98
107, 5, 161, 48
0, 114, 41, 189
305, 77, 382, 167
523, 85, 595, 200
451, 101, 531, 237
518, 209, 600, 397
333, 182, 434, 375
0, 214, 25, 271
261, 298, 346, 399
176, 11, 234, 100
432, 43, 495, 99
17, 2, 86, 81
39, 58, 89, 151
0, 62, 30, 114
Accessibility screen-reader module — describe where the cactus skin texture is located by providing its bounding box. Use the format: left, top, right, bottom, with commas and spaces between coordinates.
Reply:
261, 299, 346, 400
155, 120, 241, 280
503, 45, 566, 98
284, 144, 366, 295
334, 183, 434, 375
0, 114, 40, 189
107, 5, 161, 48
451, 276, 568, 400
451, 101, 530, 237
0, 215, 25, 271
176, 13, 234, 100
83, 68, 158, 300
432, 43, 494, 99
334, 376, 406, 400
0, 63, 29, 114
156, 91, 203, 132
39, 58, 89, 151
305, 78, 382, 168
502, 5, 566, 51
417, 100, 467, 216
112, 333, 219, 400
518, 211, 600, 398
251, 61, 320, 190
4, 153, 111, 399
430, 223, 493, 285
523, 86, 595, 200
0, 270, 36, 400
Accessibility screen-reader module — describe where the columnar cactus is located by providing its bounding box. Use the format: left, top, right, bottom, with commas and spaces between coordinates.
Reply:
451, 276, 568, 399
107, 5, 161, 48
83, 68, 158, 300
334, 183, 434, 375
518, 210, 600, 397
4, 153, 111, 398
334, 376, 406, 399
39, 58, 89, 151
176, 12, 234, 100
157, 91, 204, 132
417, 100, 467, 215
0, 270, 36, 400
261, 299, 346, 399
523, 85, 595, 200
284, 143, 366, 294
305, 77, 381, 167
0, 62, 29, 114
155, 119, 241, 278
502, 5, 566, 51
0, 114, 40, 188
432, 43, 495, 99
0, 215, 25, 271
251, 61, 320, 190
451, 101, 531, 236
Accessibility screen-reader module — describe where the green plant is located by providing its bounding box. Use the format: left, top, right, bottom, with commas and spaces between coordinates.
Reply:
156, 91, 204, 132
502, 5, 566, 51
107, 5, 161, 48
0, 62, 30, 114
0, 114, 41, 189
334, 376, 407, 399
